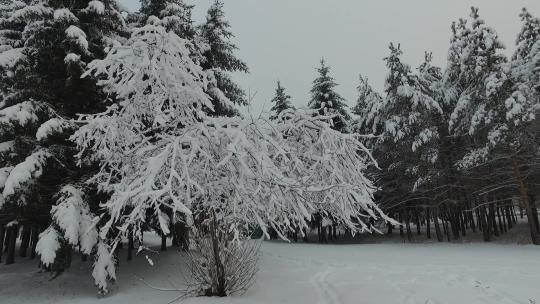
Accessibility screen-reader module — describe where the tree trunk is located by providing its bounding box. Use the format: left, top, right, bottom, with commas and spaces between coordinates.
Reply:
497, 206, 506, 233
405, 211, 412, 242
415, 209, 421, 236
451, 209, 460, 240
489, 204, 499, 237
29, 225, 39, 259
442, 214, 447, 236
5, 225, 17, 265
19, 225, 31, 257
387, 222, 393, 235
530, 195, 540, 233
511, 204, 518, 224
127, 232, 134, 261
512, 158, 540, 244
476, 208, 482, 231
460, 210, 466, 237
505, 205, 513, 230
161, 233, 167, 251
433, 209, 443, 242
481, 205, 492, 242
0, 225, 4, 263
327, 223, 333, 241
210, 214, 226, 297
426, 208, 431, 239
470, 209, 476, 233
444, 219, 451, 242
399, 211, 404, 237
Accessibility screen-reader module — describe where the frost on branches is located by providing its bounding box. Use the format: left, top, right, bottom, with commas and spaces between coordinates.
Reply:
73, 20, 394, 293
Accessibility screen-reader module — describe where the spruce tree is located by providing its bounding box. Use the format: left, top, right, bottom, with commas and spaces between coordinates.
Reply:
269, 81, 293, 120
0, 0, 125, 269
0, 0, 28, 106
308, 59, 349, 132
140, 0, 196, 39
513, 8, 540, 62
352, 75, 382, 134
200, 0, 248, 116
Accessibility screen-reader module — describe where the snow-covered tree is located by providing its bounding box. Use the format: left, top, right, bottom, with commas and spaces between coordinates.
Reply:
353, 44, 444, 240
308, 59, 350, 132
269, 81, 293, 120
72, 19, 394, 293
0, 0, 27, 106
199, 0, 248, 116
502, 8, 540, 244
445, 8, 508, 160
0, 0, 125, 268
366, 44, 441, 166
351, 75, 382, 135
140, 0, 196, 39
35, 185, 100, 276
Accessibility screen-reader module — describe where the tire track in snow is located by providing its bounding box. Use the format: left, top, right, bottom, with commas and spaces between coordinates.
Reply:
310, 268, 343, 304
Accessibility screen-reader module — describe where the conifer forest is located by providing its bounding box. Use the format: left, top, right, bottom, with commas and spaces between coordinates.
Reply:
0, 1, 539, 303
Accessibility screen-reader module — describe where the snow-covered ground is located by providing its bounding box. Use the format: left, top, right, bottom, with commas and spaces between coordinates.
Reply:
1, 234, 539, 304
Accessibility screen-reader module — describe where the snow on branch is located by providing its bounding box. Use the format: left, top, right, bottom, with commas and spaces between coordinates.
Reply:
65, 25, 89, 53
0, 47, 24, 70
51, 185, 98, 254
9, 4, 53, 23
83, 1, 106, 15
2, 149, 51, 199
0, 100, 49, 132
36, 118, 76, 142
35, 227, 61, 267
72, 20, 394, 293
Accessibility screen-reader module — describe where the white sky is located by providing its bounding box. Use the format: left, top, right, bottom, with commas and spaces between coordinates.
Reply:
120, 0, 540, 116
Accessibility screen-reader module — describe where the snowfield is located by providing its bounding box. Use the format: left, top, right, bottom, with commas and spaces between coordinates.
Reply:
1, 235, 539, 304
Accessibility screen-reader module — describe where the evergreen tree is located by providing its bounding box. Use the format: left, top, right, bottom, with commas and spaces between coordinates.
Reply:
0, 0, 125, 270
0, 0, 29, 106
308, 59, 349, 132
269, 81, 293, 120
351, 75, 382, 134
356, 45, 443, 239
140, 0, 195, 39
513, 8, 540, 62
504, 8, 540, 244
200, 0, 248, 116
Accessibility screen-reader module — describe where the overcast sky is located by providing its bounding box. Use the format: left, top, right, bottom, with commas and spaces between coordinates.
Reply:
120, 0, 540, 116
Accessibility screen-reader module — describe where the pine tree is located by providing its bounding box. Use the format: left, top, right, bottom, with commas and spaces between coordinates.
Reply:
140, 0, 196, 39
513, 8, 540, 62
351, 75, 382, 134
200, 0, 248, 116
308, 59, 349, 132
504, 8, 540, 244
0, 0, 125, 270
446, 7, 508, 141
269, 81, 293, 120
357, 44, 442, 235
375, 44, 441, 149
443, 7, 539, 243
0, 0, 29, 106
